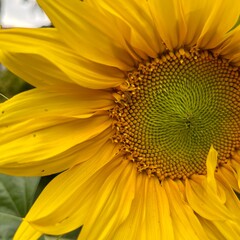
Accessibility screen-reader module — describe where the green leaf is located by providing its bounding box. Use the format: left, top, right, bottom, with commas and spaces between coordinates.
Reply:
39, 228, 82, 240
0, 174, 40, 240
0, 174, 81, 240
0, 69, 33, 103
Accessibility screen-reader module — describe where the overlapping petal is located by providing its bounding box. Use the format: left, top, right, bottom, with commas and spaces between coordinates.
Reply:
14, 152, 127, 239
163, 180, 208, 240
213, 27, 240, 65
0, 28, 125, 89
0, 88, 113, 175
195, 0, 240, 49
148, 0, 187, 50
37, 0, 136, 69
0, 0, 239, 239
97, 0, 164, 58
78, 160, 136, 240
113, 175, 174, 240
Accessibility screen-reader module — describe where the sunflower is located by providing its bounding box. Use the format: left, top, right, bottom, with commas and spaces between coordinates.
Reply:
0, 0, 240, 239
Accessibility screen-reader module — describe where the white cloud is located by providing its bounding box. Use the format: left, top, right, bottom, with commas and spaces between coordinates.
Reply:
1, 0, 51, 28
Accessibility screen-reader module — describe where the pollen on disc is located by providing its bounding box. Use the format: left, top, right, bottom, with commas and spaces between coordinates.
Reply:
110, 50, 240, 180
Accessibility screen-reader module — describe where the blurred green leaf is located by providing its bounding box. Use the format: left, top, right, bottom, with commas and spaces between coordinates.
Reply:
0, 69, 32, 103
0, 173, 81, 239
40, 227, 81, 240
0, 174, 40, 239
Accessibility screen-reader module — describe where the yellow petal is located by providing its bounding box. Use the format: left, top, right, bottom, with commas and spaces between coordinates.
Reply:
218, 163, 240, 192
78, 160, 136, 240
186, 146, 240, 221
0, 51, 73, 88
186, 175, 239, 221
231, 160, 240, 190
163, 179, 208, 240
213, 220, 240, 239
0, 87, 113, 126
15, 141, 119, 236
206, 145, 218, 192
148, 0, 187, 50
38, 0, 135, 70
214, 27, 240, 66
13, 220, 42, 240
196, 0, 240, 49
113, 174, 147, 240
215, 175, 240, 220
197, 216, 227, 240
147, 177, 174, 240
180, 0, 213, 46
98, 0, 164, 58
0, 28, 125, 89
113, 175, 174, 240
0, 89, 112, 175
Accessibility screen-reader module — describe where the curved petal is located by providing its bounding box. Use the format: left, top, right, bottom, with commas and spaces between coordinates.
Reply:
13, 221, 42, 240
0, 51, 73, 88
163, 179, 208, 240
196, 0, 240, 49
113, 175, 174, 240
0, 89, 112, 175
38, 0, 136, 70
0, 87, 113, 127
179, 0, 214, 46
186, 175, 238, 221
218, 163, 240, 192
78, 160, 136, 240
14, 150, 123, 238
98, 0, 164, 58
186, 146, 240, 221
148, 0, 187, 50
213, 220, 240, 239
0, 28, 125, 89
113, 174, 147, 240
197, 216, 228, 240
213, 27, 240, 66
215, 175, 240, 220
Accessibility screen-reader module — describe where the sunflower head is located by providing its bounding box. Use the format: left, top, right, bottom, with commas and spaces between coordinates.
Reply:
0, 0, 240, 240
111, 48, 240, 180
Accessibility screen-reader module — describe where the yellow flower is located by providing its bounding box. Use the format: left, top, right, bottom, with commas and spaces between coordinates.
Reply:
1, 0, 240, 239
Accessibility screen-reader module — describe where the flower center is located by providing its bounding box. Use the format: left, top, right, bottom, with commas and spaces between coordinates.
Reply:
110, 49, 240, 180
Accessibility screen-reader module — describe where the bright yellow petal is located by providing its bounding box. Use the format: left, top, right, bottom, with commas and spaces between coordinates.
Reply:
186, 147, 240, 221
113, 174, 147, 240
113, 175, 174, 240
0, 51, 73, 88
213, 220, 240, 239
148, 0, 187, 50
231, 159, 240, 189
98, 0, 164, 58
215, 175, 240, 220
163, 179, 208, 240
78, 160, 136, 240
196, 0, 240, 49
13, 220, 42, 240
0, 28, 125, 89
0, 89, 112, 175
180, 0, 213, 46
197, 216, 227, 240
218, 162, 240, 192
0, 87, 113, 126
14, 141, 119, 238
213, 27, 240, 66
186, 176, 229, 221
146, 177, 174, 240
38, 0, 135, 70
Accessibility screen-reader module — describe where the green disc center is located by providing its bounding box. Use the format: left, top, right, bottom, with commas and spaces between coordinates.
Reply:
111, 50, 240, 180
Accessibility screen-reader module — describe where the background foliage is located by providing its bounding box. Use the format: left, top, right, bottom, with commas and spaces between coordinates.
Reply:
0, 70, 80, 239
